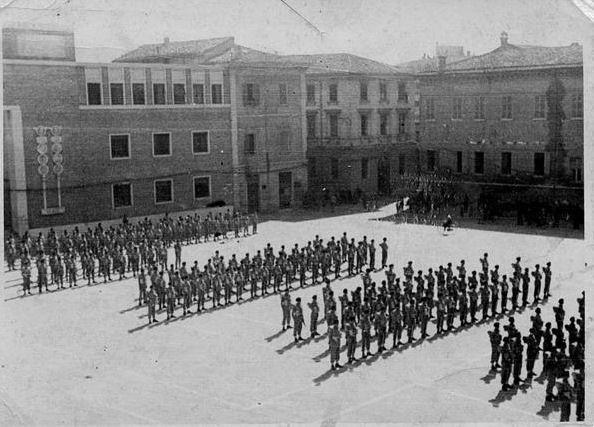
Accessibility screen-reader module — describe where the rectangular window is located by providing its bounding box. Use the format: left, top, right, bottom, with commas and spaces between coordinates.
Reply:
153, 133, 171, 157
361, 158, 369, 179
379, 82, 387, 101
211, 84, 223, 104
425, 97, 435, 120
245, 134, 255, 154
306, 84, 316, 105
427, 150, 436, 172
534, 152, 545, 176
501, 152, 512, 175
329, 114, 339, 137
360, 81, 368, 102
501, 96, 512, 119
452, 97, 463, 119
331, 158, 339, 179
456, 151, 463, 173
398, 112, 407, 135
474, 96, 485, 120
243, 83, 260, 106
279, 130, 290, 151
112, 183, 132, 208
571, 157, 582, 182
474, 152, 484, 174
87, 83, 102, 105
192, 84, 204, 104
132, 83, 145, 105
192, 131, 209, 154
193, 176, 211, 199
329, 83, 338, 103
380, 112, 389, 136
360, 113, 369, 136
398, 82, 408, 102
110, 134, 130, 159
398, 154, 405, 175
154, 180, 173, 204
572, 93, 583, 118
173, 83, 186, 104
153, 83, 166, 105
110, 83, 124, 105
534, 95, 546, 119
279, 83, 288, 105
307, 115, 316, 138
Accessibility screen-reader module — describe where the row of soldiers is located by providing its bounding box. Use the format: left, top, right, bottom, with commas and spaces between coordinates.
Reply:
140, 233, 390, 323
13, 210, 259, 297
488, 292, 585, 422
277, 253, 555, 370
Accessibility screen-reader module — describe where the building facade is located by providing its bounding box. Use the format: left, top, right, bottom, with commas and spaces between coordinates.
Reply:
3, 26, 307, 233
417, 33, 583, 191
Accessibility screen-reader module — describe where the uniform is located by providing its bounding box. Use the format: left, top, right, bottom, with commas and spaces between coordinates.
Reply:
488, 324, 502, 370
292, 302, 305, 341
147, 287, 157, 324
281, 292, 292, 330
329, 324, 342, 370
308, 298, 320, 337
138, 271, 147, 306
345, 320, 358, 363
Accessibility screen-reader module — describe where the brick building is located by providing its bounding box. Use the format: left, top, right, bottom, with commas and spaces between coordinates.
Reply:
282, 54, 417, 198
3, 26, 307, 233
416, 32, 583, 190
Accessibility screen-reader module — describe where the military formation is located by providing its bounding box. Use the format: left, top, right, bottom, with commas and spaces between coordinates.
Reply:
6, 210, 257, 296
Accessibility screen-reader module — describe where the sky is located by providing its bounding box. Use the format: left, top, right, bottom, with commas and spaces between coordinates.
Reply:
1, 0, 592, 64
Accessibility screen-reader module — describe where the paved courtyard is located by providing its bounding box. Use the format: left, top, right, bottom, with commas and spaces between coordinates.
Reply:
1, 205, 592, 424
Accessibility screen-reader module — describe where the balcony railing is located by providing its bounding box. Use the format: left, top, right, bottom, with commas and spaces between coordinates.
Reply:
308, 133, 411, 147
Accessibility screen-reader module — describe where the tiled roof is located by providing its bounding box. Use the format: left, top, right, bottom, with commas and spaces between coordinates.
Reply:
114, 37, 234, 62
281, 53, 399, 74
206, 45, 284, 63
444, 43, 582, 72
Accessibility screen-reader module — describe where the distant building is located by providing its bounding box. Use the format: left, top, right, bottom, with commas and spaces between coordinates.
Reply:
3, 26, 307, 233
417, 32, 583, 189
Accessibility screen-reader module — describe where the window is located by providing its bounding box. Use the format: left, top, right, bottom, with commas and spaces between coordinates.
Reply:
427, 150, 436, 172
110, 83, 124, 105
329, 113, 339, 137
398, 112, 407, 135
132, 83, 145, 105
425, 97, 435, 120
154, 180, 173, 204
331, 158, 339, 179
329, 83, 338, 103
474, 96, 485, 120
211, 84, 223, 104
173, 83, 186, 104
245, 134, 255, 154
360, 81, 368, 102
571, 157, 582, 182
397, 82, 408, 102
452, 97, 463, 120
279, 130, 290, 151
534, 95, 546, 119
153, 83, 166, 105
501, 152, 512, 175
360, 113, 369, 136
192, 131, 209, 154
193, 176, 211, 199
306, 84, 316, 105
279, 83, 288, 105
153, 133, 171, 157
193, 84, 204, 104
398, 154, 405, 175
361, 158, 369, 179
474, 152, 484, 174
110, 134, 130, 159
379, 82, 387, 101
572, 93, 583, 118
456, 151, 463, 173
534, 153, 545, 176
307, 115, 316, 138
501, 96, 512, 119
87, 83, 102, 105
379, 112, 389, 136
243, 83, 260, 106
112, 183, 132, 208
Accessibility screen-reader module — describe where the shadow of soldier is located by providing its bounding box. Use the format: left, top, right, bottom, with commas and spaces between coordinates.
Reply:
536, 398, 561, 420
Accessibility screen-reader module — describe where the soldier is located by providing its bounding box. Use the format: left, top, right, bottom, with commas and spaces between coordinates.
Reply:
292, 298, 305, 342
543, 261, 552, 299
553, 299, 565, 330
147, 286, 157, 324
375, 306, 387, 353
531, 264, 542, 303
196, 274, 206, 312
281, 290, 292, 331
512, 333, 524, 386
360, 307, 372, 357
521, 267, 530, 306
500, 337, 513, 391
345, 318, 358, 364
499, 275, 509, 313
166, 284, 176, 320
329, 322, 342, 370
523, 328, 539, 378
37, 259, 48, 293
419, 298, 430, 337
21, 261, 32, 296
468, 283, 478, 323
557, 372, 572, 422
405, 301, 416, 342
182, 278, 192, 315
339, 289, 349, 330
308, 295, 320, 338
480, 281, 490, 320
368, 239, 376, 271
480, 252, 489, 276
488, 322, 502, 370
436, 295, 446, 334
490, 276, 499, 317
138, 268, 147, 306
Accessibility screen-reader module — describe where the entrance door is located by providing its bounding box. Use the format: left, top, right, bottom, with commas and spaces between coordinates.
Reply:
247, 175, 259, 213
377, 156, 391, 195
279, 171, 292, 209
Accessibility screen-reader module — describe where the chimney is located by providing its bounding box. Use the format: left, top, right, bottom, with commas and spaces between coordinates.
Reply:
500, 31, 509, 47
437, 55, 446, 72
163, 36, 170, 45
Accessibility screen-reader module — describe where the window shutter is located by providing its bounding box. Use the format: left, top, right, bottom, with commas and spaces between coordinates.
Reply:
242, 84, 248, 106
254, 84, 260, 106
544, 152, 551, 176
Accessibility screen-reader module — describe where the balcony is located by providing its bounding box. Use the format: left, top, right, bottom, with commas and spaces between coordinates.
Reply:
307, 134, 411, 148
